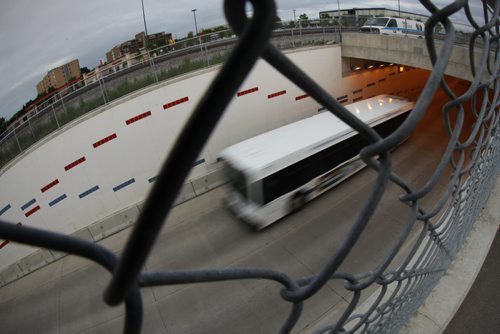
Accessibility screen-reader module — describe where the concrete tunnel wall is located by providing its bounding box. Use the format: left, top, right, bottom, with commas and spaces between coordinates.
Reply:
0, 45, 431, 273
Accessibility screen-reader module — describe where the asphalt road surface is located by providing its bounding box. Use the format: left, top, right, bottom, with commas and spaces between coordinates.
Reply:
0, 79, 481, 333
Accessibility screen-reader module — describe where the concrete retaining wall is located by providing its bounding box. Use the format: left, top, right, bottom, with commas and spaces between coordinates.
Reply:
0, 44, 433, 278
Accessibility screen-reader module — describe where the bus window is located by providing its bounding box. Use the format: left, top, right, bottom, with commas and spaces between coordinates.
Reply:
225, 164, 247, 200
262, 134, 368, 204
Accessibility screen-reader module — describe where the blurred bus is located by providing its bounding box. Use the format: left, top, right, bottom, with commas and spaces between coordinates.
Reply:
219, 95, 415, 229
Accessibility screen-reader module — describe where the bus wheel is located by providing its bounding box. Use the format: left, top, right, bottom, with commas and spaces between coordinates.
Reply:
290, 191, 307, 212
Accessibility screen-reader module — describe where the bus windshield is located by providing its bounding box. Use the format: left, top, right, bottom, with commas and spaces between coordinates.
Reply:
225, 163, 247, 200
365, 18, 390, 26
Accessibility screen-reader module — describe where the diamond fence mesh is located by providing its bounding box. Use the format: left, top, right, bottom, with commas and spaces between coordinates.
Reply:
0, 0, 499, 333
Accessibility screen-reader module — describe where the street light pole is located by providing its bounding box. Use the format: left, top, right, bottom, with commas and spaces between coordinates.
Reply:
141, 0, 149, 45
192, 9, 199, 36
398, 0, 401, 17
337, 0, 342, 42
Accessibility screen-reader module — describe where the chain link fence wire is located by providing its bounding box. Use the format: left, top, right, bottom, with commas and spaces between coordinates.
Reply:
0, 0, 499, 333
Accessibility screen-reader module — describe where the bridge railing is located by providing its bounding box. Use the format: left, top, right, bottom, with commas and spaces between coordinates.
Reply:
0, 1, 499, 333
0, 14, 476, 171
0, 21, 340, 171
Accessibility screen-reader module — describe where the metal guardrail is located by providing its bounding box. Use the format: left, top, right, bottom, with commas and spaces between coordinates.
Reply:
0, 23, 340, 171
0, 13, 476, 171
0, 1, 499, 333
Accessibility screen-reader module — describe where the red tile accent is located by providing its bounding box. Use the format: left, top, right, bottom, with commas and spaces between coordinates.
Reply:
25, 205, 40, 217
64, 156, 86, 171
126, 111, 152, 125
237, 87, 259, 97
163, 97, 189, 109
41, 179, 59, 193
93, 133, 118, 148
0, 240, 9, 249
295, 94, 310, 101
267, 90, 287, 99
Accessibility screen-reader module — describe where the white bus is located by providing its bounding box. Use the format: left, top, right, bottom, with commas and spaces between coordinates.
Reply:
360, 17, 425, 36
219, 95, 415, 229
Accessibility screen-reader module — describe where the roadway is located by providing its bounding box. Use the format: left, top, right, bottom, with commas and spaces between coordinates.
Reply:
0, 78, 472, 333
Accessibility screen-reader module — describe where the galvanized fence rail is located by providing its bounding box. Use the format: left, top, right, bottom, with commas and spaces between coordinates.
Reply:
0, 0, 499, 333
0, 23, 340, 170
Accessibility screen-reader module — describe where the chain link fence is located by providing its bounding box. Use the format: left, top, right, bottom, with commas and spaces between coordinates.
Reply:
0, 0, 499, 333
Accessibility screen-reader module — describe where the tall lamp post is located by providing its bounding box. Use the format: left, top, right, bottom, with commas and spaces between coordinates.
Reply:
141, 0, 149, 46
337, 0, 342, 42
398, 0, 401, 17
192, 9, 199, 36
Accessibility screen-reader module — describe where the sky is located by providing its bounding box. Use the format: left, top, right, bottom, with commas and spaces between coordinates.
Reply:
0, 0, 487, 120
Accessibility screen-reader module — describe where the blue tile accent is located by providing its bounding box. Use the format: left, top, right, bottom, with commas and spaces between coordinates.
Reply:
79, 185, 100, 199
0, 204, 11, 216
193, 158, 205, 167
148, 176, 158, 183
318, 107, 327, 112
113, 178, 136, 192
21, 198, 36, 211
49, 194, 67, 207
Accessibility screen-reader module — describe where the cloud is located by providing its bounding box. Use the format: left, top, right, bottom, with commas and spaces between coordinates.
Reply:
0, 0, 487, 120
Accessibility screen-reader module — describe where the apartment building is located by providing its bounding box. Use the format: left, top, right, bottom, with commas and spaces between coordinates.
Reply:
106, 31, 173, 63
36, 59, 81, 95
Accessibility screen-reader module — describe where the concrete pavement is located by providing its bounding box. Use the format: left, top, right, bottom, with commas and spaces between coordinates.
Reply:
444, 228, 500, 334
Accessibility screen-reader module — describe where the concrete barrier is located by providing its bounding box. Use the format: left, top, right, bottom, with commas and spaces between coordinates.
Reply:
0, 263, 24, 286
174, 182, 197, 206
0, 167, 227, 287
191, 168, 228, 196
17, 249, 55, 275
87, 205, 140, 241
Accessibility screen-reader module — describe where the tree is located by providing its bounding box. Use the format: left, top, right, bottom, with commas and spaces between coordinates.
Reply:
319, 13, 331, 27
0, 117, 7, 134
186, 31, 196, 46
80, 67, 90, 74
299, 13, 309, 27
274, 15, 283, 29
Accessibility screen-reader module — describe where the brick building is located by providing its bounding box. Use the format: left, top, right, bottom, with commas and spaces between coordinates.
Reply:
36, 59, 81, 95
106, 31, 173, 63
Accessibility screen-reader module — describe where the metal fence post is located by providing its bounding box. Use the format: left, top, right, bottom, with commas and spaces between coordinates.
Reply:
52, 104, 60, 128
13, 129, 22, 152
149, 52, 159, 84
99, 78, 108, 104
28, 119, 36, 140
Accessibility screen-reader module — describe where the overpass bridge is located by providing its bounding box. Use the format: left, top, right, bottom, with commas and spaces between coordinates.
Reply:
0, 7, 498, 333
341, 32, 491, 82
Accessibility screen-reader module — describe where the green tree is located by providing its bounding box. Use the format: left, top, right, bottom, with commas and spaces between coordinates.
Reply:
80, 67, 90, 74
274, 15, 283, 29
186, 31, 196, 46
319, 13, 331, 27
299, 13, 309, 27
0, 117, 7, 134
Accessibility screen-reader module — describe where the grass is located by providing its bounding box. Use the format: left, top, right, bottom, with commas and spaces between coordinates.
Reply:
0, 50, 231, 170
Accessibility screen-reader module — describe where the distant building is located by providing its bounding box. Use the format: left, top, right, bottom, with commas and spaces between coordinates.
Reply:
106, 31, 173, 63
36, 59, 81, 95
84, 50, 149, 85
